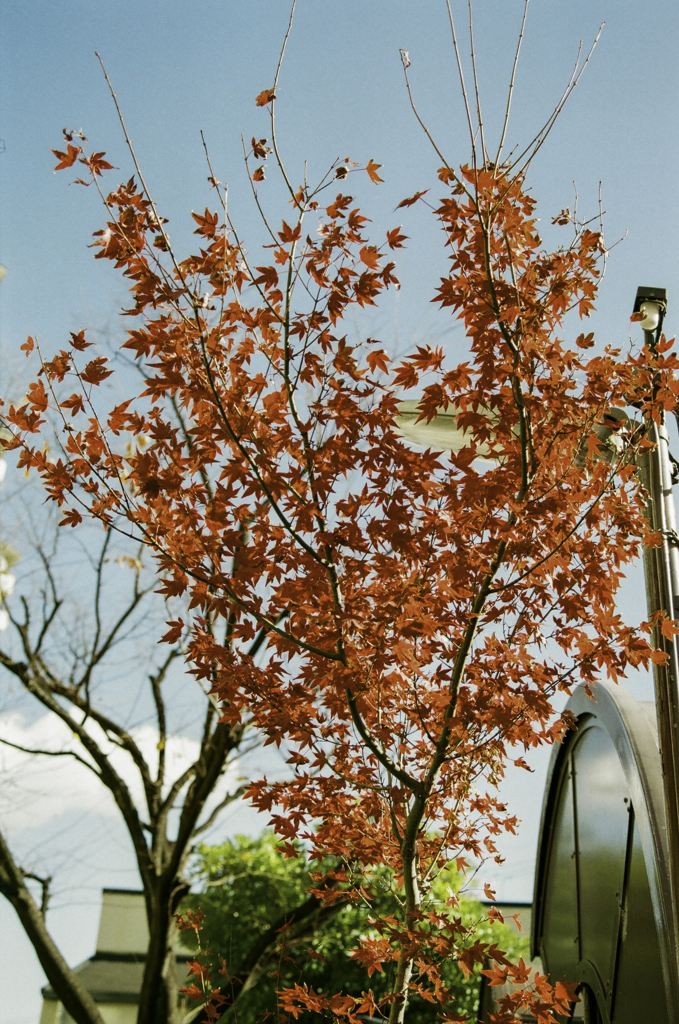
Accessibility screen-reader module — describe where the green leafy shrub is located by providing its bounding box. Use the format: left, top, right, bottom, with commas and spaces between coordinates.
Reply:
180, 832, 529, 1022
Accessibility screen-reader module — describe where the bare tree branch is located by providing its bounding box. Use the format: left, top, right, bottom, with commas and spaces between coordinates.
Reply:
191, 784, 246, 839
0, 733, 99, 774
22, 870, 52, 917
0, 826, 105, 1024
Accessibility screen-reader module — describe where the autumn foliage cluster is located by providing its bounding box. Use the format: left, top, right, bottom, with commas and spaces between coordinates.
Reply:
5, 82, 678, 1022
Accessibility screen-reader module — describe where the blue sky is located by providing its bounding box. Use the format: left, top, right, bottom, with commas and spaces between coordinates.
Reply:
1, 1, 677, 1020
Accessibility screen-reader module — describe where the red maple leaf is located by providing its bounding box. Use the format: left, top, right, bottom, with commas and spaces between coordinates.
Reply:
255, 87, 276, 107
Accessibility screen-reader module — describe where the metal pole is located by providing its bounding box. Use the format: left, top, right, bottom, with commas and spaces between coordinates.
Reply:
638, 327, 679, 994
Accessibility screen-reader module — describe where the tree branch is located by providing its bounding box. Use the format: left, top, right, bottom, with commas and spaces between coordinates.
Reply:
197, 878, 351, 1024
0, 651, 153, 888
22, 870, 52, 917
0, 827, 105, 1024
0, 734, 99, 775
191, 784, 246, 838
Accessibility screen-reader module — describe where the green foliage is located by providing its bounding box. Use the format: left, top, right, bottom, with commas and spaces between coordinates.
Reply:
181, 832, 529, 1022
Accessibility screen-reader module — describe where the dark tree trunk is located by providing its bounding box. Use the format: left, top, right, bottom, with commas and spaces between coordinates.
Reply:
137, 877, 190, 1024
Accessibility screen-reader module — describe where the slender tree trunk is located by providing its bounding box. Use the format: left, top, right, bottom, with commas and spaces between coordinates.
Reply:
388, 799, 424, 1024
390, 956, 414, 1024
0, 829, 105, 1024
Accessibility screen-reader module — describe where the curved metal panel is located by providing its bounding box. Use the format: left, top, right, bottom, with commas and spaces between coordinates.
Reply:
573, 724, 630, 1003
532, 682, 677, 1020
611, 818, 668, 1022
540, 755, 579, 981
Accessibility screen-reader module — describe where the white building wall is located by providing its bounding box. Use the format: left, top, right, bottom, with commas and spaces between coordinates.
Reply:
42, 1001, 139, 1024
96, 890, 148, 955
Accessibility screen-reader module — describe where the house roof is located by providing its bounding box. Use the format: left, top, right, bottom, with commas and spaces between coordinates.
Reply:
42, 954, 193, 1003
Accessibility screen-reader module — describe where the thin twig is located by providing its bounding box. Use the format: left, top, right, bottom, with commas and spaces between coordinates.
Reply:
496, 0, 529, 164
21, 872, 52, 917
445, 0, 477, 163
192, 785, 246, 837
199, 129, 230, 322
268, 0, 301, 209
467, 0, 488, 164
95, 53, 189, 293
399, 51, 469, 198
240, 134, 279, 246
513, 26, 603, 177
0, 735, 98, 773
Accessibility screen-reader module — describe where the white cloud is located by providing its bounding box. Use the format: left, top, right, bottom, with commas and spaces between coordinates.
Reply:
0, 712, 240, 835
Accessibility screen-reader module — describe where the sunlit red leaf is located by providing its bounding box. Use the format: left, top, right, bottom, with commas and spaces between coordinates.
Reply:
278, 221, 301, 244
366, 349, 389, 374
80, 358, 113, 386
60, 508, 83, 528
255, 87, 276, 107
26, 382, 48, 412
62, 394, 86, 417
359, 246, 380, 270
82, 151, 114, 176
386, 226, 408, 249
52, 143, 81, 171
251, 137, 270, 159
365, 159, 384, 184
396, 189, 428, 208
69, 330, 92, 351
160, 619, 184, 644
192, 208, 219, 237
661, 618, 679, 639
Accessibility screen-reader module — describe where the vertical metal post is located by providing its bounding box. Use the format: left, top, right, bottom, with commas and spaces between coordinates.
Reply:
637, 327, 679, 993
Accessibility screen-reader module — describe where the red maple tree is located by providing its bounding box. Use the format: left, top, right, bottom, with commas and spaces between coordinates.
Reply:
5, 19, 677, 1024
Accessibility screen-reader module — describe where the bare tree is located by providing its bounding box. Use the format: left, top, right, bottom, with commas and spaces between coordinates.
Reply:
0, 521, 254, 1024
